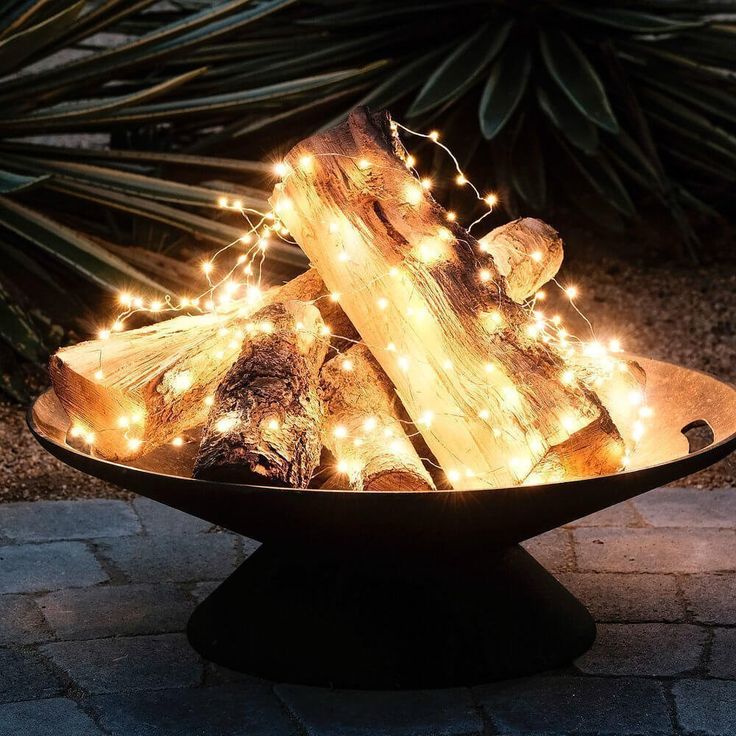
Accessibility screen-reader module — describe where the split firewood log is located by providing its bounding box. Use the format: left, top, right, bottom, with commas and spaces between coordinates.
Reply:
478, 218, 563, 303
49, 269, 341, 460
272, 106, 625, 489
319, 344, 435, 491
193, 300, 329, 486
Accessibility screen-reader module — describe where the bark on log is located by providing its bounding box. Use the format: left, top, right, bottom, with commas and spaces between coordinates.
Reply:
319, 344, 435, 491
478, 218, 563, 303
193, 300, 328, 486
50, 269, 337, 460
273, 107, 624, 489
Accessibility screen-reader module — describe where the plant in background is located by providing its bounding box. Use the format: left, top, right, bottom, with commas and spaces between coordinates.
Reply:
0, 0, 734, 398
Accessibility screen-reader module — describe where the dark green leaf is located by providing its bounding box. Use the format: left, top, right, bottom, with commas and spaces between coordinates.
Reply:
559, 5, 705, 33
0, 0, 85, 75
0, 196, 169, 294
0, 169, 49, 193
536, 83, 599, 153
478, 42, 531, 140
510, 116, 546, 210
0, 277, 45, 363
539, 28, 619, 133
409, 20, 513, 117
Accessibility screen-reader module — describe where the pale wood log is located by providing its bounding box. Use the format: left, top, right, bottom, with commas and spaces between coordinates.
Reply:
273, 107, 623, 489
193, 300, 328, 486
50, 269, 330, 460
478, 218, 563, 302
319, 344, 435, 491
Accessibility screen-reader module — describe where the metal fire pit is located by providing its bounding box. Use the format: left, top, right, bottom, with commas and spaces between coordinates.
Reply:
28, 355, 736, 689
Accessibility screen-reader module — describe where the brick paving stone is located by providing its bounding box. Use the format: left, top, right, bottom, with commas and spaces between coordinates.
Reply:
0, 500, 140, 542
0, 594, 51, 644
708, 627, 736, 678
95, 532, 238, 583
680, 573, 736, 624
92, 684, 298, 736
556, 572, 684, 622
673, 680, 736, 736
566, 500, 642, 528
0, 698, 104, 736
37, 583, 193, 640
633, 487, 736, 528
574, 527, 736, 573
41, 633, 202, 694
132, 497, 212, 535
476, 675, 672, 735
0, 542, 107, 594
0, 648, 63, 703
275, 685, 483, 736
575, 623, 706, 676
521, 529, 575, 572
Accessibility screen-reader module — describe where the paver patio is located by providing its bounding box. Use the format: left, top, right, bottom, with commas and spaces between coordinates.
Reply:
0, 486, 734, 735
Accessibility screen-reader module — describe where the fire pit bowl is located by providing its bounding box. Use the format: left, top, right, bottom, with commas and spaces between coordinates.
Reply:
28, 355, 736, 688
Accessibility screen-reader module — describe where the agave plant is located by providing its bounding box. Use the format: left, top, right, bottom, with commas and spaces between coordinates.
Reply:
0, 0, 734, 398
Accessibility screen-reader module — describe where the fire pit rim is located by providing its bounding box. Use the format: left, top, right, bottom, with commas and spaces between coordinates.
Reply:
27, 353, 736, 498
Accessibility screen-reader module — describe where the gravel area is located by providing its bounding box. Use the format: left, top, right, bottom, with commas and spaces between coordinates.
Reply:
2, 235, 734, 502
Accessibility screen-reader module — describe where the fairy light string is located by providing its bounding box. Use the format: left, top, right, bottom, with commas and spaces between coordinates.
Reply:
78, 119, 650, 484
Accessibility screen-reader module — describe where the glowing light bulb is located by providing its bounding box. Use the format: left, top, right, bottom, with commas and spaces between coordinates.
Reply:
405, 154, 416, 168
420, 177, 432, 190
333, 425, 348, 439
628, 390, 644, 406
119, 292, 132, 307
127, 438, 142, 451
298, 154, 314, 172
94, 369, 104, 381
428, 130, 439, 141
398, 355, 410, 372
484, 193, 498, 207
273, 162, 288, 177
419, 410, 433, 427
479, 269, 491, 282
204, 395, 214, 407
478, 408, 490, 420
363, 416, 377, 432
171, 371, 192, 393
232, 199, 243, 210
561, 369, 575, 386
531, 250, 543, 263
171, 436, 184, 447
438, 227, 452, 242
217, 196, 228, 208
330, 292, 340, 302
328, 222, 339, 234
117, 416, 129, 429
536, 290, 546, 301
377, 297, 388, 310
455, 174, 467, 186
341, 359, 354, 372
639, 405, 653, 418
447, 469, 461, 483
215, 414, 237, 433
446, 211, 457, 222
202, 262, 213, 275
319, 325, 331, 337
609, 338, 622, 352
405, 184, 422, 205
98, 329, 110, 340
561, 414, 577, 432
337, 459, 349, 474
267, 418, 280, 431
484, 362, 495, 373
357, 158, 371, 170
565, 285, 578, 300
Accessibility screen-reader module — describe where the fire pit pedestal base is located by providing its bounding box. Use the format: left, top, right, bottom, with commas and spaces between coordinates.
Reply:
186, 542, 594, 688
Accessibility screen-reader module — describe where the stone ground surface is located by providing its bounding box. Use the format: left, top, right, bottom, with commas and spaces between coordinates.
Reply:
0, 487, 735, 735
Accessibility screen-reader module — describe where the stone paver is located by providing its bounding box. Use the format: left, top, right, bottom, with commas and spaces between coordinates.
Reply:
92, 684, 299, 736
41, 633, 202, 694
276, 685, 483, 736
681, 573, 736, 624
0, 594, 51, 644
521, 528, 575, 572
0, 698, 104, 736
708, 627, 736, 678
575, 623, 706, 676
0, 500, 140, 542
574, 527, 736, 573
0, 490, 733, 734
132, 497, 212, 535
95, 532, 238, 583
557, 572, 684, 621
36, 583, 193, 640
0, 541, 108, 594
566, 499, 643, 527
673, 680, 736, 735
476, 675, 673, 735
633, 487, 736, 528
0, 648, 63, 703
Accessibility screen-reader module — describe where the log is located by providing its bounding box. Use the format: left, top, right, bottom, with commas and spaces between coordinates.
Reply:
273, 107, 624, 489
478, 218, 563, 303
193, 300, 328, 486
319, 344, 435, 491
50, 269, 337, 460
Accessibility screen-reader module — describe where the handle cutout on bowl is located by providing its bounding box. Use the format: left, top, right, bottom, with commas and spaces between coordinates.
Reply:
681, 420, 715, 453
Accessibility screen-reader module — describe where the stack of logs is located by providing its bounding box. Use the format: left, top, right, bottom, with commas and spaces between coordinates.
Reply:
50, 108, 644, 492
